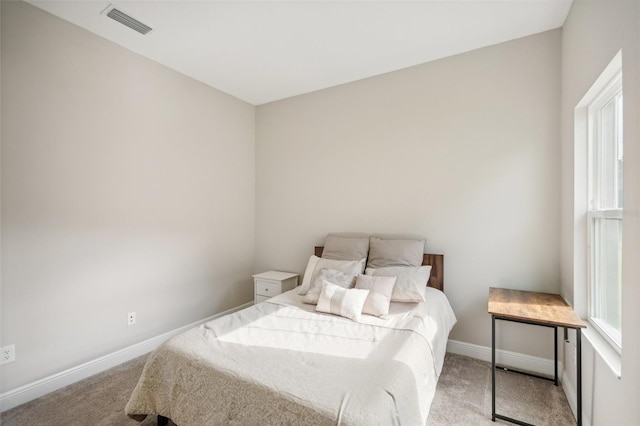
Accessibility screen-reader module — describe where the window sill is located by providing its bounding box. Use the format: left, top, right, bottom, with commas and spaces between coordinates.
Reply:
582, 325, 622, 379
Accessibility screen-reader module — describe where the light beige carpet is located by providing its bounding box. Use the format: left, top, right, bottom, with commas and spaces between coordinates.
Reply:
1, 353, 574, 426
428, 354, 575, 425
0, 356, 159, 426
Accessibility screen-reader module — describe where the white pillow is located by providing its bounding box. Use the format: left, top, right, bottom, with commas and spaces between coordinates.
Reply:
354, 274, 396, 317
302, 268, 357, 305
299, 257, 365, 296
298, 255, 320, 295
316, 281, 370, 322
365, 265, 432, 302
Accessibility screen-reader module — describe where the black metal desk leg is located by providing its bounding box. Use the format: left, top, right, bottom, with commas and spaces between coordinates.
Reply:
554, 326, 558, 385
492, 315, 496, 421
577, 329, 582, 426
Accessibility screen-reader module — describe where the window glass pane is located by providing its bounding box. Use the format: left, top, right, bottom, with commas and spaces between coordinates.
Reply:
598, 99, 617, 209
616, 93, 623, 208
593, 217, 622, 333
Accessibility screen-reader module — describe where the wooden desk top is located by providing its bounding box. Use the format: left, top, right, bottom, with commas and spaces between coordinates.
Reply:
488, 287, 586, 329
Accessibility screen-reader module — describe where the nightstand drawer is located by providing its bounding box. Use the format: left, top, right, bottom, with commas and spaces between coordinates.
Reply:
255, 280, 281, 297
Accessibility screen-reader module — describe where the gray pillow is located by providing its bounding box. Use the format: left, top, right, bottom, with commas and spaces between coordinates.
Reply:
321, 235, 370, 261
366, 237, 425, 268
302, 268, 357, 305
300, 257, 366, 296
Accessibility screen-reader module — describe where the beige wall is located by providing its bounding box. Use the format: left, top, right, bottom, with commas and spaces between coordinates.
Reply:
256, 30, 562, 358
0, 1, 255, 392
560, 0, 640, 424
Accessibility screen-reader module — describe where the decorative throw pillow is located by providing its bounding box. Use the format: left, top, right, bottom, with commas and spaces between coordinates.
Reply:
302, 268, 357, 305
298, 255, 321, 295
299, 257, 365, 296
321, 234, 370, 261
354, 274, 396, 317
316, 281, 370, 322
365, 265, 432, 302
366, 237, 425, 268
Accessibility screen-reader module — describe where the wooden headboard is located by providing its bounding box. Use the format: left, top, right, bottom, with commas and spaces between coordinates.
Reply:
314, 246, 444, 292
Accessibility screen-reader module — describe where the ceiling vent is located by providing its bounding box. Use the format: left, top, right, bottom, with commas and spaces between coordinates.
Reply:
104, 7, 152, 35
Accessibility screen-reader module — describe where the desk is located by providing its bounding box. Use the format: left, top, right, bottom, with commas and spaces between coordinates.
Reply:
488, 287, 586, 426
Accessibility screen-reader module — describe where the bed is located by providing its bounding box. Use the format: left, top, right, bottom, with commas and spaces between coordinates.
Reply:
126, 239, 456, 425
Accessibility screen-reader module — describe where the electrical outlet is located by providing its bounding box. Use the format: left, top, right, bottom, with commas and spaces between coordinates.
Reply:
127, 312, 136, 326
0, 344, 16, 365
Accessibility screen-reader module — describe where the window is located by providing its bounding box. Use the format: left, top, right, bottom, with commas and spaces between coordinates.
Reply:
587, 68, 623, 351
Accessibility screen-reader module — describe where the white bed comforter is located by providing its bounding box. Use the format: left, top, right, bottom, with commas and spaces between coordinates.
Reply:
126, 287, 456, 425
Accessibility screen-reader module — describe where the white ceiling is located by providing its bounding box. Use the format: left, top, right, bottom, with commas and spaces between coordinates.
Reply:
27, 0, 573, 105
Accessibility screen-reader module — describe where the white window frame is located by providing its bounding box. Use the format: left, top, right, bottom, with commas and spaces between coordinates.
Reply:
586, 69, 623, 353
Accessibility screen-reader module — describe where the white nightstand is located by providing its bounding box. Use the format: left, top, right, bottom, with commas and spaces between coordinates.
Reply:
253, 271, 299, 304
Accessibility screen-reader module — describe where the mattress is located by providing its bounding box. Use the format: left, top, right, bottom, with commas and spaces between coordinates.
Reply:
126, 286, 456, 425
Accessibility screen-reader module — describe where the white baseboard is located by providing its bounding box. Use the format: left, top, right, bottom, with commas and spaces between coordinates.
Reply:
447, 339, 562, 378
562, 370, 578, 421
562, 369, 592, 426
0, 302, 253, 413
